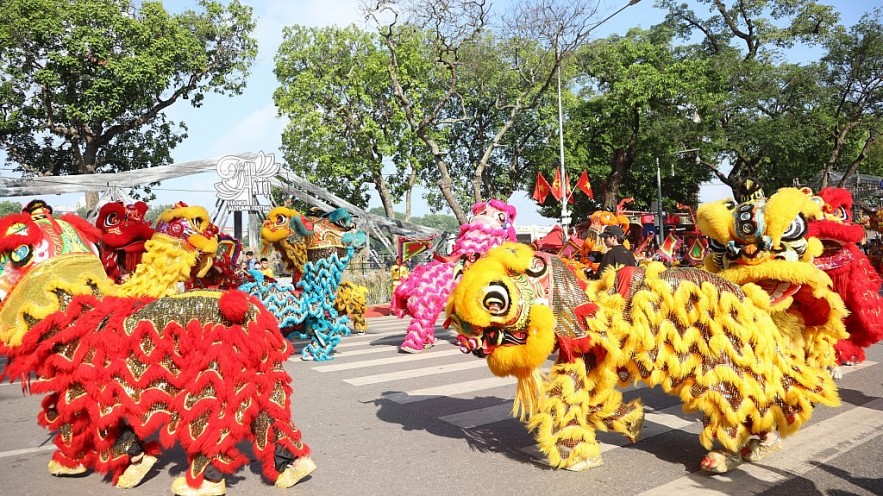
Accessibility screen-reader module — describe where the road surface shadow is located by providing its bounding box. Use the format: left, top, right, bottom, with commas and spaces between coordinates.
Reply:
371, 392, 540, 466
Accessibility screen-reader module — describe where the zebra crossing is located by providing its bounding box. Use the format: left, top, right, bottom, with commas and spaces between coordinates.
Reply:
290, 315, 883, 495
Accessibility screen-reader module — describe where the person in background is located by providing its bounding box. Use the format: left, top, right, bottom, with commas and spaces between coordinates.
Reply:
245, 251, 257, 270
235, 260, 249, 278
390, 257, 409, 293
259, 257, 275, 279
593, 225, 637, 278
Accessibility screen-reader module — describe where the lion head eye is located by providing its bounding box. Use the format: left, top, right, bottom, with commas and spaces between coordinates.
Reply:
103, 212, 120, 228
9, 244, 32, 267
276, 215, 286, 225
482, 282, 510, 316
836, 206, 849, 222
781, 215, 806, 241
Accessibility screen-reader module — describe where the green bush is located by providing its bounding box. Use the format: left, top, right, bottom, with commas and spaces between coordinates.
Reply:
342, 268, 392, 305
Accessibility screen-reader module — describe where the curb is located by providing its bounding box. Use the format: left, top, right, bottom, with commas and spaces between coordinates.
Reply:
365, 304, 393, 318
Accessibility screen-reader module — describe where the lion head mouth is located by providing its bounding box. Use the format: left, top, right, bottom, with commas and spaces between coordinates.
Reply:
755, 279, 802, 306
819, 239, 845, 258
455, 326, 529, 357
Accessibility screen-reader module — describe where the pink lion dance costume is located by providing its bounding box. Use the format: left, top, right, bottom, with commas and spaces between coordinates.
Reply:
807, 187, 883, 365
392, 199, 517, 353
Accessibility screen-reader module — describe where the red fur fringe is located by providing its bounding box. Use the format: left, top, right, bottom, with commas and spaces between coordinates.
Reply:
1, 290, 308, 487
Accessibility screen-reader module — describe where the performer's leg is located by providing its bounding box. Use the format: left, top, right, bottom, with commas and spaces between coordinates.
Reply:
115, 426, 159, 488
528, 360, 640, 471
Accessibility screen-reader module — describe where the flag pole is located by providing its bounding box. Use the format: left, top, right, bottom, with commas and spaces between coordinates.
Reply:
556, 46, 570, 237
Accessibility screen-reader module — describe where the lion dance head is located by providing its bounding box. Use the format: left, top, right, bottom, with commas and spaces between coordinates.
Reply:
696, 187, 847, 367
0, 204, 107, 347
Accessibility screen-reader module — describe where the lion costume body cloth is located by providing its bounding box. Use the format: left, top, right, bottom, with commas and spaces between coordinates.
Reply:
447, 195, 846, 471
696, 187, 848, 372
259, 205, 368, 334
806, 187, 883, 365
0, 207, 314, 495
241, 207, 367, 361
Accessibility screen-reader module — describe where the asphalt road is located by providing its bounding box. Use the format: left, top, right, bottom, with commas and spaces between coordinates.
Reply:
1, 316, 881, 496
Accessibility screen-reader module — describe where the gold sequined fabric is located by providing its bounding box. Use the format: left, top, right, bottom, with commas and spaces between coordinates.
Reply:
549, 257, 591, 339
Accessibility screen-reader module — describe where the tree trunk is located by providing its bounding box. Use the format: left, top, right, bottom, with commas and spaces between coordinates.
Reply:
418, 130, 467, 224
374, 170, 396, 219
602, 148, 632, 209
81, 142, 99, 212
403, 162, 418, 221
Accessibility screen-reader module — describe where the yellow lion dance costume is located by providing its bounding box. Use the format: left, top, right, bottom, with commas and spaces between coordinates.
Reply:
446, 236, 845, 472
696, 187, 845, 371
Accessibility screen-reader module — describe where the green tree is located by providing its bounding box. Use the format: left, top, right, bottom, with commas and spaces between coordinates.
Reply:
366, 0, 632, 223
545, 26, 714, 216
274, 25, 425, 219
658, 0, 842, 200
411, 213, 459, 233
816, 10, 883, 188
0, 0, 258, 210
0, 200, 21, 217
145, 203, 175, 225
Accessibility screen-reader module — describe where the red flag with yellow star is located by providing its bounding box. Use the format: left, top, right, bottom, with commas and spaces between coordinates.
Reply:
576, 170, 594, 199
551, 169, 569, 202
533, 172, 552, 203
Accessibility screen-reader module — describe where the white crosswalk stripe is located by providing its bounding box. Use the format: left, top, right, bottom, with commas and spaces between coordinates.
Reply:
640, 397, 883, 495
344, 359, 490, 386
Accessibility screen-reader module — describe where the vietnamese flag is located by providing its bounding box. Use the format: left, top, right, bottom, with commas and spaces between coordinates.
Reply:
576, 170, 594, 199
533, 172, 552, 203
551, 169, 571, 202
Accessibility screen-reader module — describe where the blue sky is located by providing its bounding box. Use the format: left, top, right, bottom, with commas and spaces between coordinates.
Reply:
3, 0, 874, 226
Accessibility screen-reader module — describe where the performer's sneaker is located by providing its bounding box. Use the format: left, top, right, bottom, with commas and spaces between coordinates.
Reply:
564, 456, 604, 471
275, 456, 317, 488
830, 365, 843, 379
700, 450, 742, 474
116, 454, 157, 488
171, 476, 226, 496
399, 344, 422, 354
47, 459, 86, 476
741, 437, 783, 462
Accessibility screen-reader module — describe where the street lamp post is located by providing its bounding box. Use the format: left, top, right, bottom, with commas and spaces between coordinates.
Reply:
656, 157, 664, 246
656, 148, 700, 246
556, 49, 570, 235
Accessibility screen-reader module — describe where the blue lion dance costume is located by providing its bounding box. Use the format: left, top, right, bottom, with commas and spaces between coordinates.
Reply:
241, 207, 366, 361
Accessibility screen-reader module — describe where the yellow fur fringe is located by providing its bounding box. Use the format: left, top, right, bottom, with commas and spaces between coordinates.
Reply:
117, 234, 197, 298
450, 242, 844, 465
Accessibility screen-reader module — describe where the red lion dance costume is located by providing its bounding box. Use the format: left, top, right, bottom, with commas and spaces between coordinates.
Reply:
0, 205, 315, 495
807, 187, 883, 365
95, 200, 155, 283
392, 199, 517, 353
